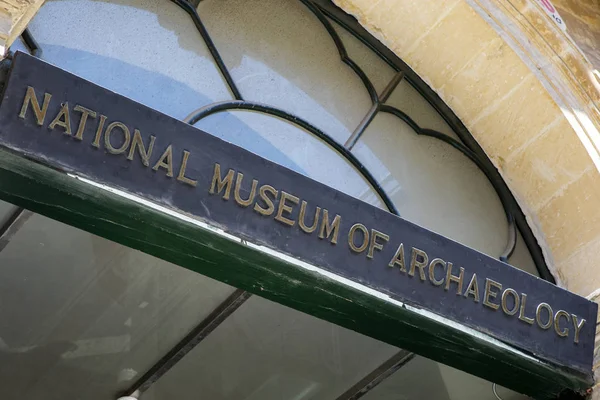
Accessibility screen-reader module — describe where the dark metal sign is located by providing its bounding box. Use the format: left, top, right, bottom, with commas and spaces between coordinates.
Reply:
0, 52, 596, 373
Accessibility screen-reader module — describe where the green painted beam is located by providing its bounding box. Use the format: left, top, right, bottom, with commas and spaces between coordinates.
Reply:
0, 147, 591, 399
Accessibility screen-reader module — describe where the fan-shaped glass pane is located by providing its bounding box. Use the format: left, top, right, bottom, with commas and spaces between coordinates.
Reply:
353, 112, 509, 258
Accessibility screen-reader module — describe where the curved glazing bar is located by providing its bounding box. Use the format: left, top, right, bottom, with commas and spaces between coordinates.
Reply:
184, 100, 400, 215
299, 0, 379, 105
170, 0, 242, 100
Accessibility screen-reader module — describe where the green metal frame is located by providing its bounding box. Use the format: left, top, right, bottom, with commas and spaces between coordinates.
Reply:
0, 146, 591, 399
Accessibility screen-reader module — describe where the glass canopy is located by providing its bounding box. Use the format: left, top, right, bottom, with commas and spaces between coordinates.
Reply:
0, 0, 541, 398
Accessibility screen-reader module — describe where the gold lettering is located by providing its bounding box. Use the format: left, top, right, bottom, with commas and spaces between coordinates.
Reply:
463, 274, 480, 302
536, 303, 553, 330
92, 115, 107, 148
483, 279, 502, 310
348, 223, 369, 253
572, 315, 586, 344
409, 247, 428, 282
127, 130, 155, 166
177, 151, 198, 186
319, 210, 341, 244
209, 163, 235, 200
501, 288, 519, 315
554, 310, 570, 338
48, 102, 72, 135
73, 105, 97, 140
152, 144, 174, 177
234, 173, 258, 207
254, 184, 278, 216
518, 294, 535, 325
104, 121, 131, 154
428, 258, 446, 286
367, 229, 389, 259
388, 243, 406, 272
19, 86, 51, 126
275, 191, 299, 226
444, 262, 465, 294
299, 201, 320, 233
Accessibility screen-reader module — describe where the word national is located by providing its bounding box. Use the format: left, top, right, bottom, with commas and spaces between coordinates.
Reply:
18, 86, 198, 187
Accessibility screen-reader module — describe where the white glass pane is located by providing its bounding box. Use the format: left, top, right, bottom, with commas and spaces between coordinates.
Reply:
197, 0, 373, 143
385, 80, 459, 140
195, 111, 384, 208
360, 356, 528, 400
145, 296, 398, 400
509, 231, 540, 276
352, 112, 508, 258
329, 18, 397, 95
0, 214, 235, 399
28, 0, 232, 120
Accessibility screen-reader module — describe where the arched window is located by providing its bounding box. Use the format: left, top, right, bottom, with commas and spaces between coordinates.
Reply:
0, 0, 545, 398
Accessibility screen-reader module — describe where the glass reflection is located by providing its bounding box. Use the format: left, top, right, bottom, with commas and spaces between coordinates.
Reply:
0, 199, 19, 227
0, 214, 235, 400
145, 296, 397, 400
28, 0, 232, 120
360, 356, 528, 400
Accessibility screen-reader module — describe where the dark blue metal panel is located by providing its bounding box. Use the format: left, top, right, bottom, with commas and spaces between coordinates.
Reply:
0, 52, 595, 374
